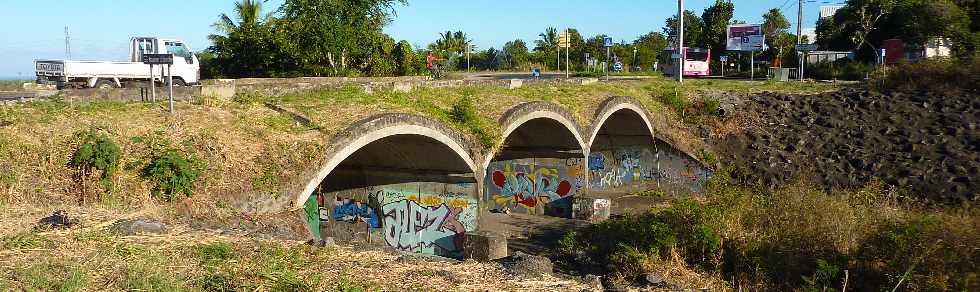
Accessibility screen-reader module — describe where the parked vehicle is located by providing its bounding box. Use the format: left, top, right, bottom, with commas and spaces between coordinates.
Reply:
658, 47, 712, 77
35, 37, 200, 89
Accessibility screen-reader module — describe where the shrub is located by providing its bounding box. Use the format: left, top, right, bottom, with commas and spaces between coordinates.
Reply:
557, 213, 675, 280
140, 150, 205, 202
68, 130, 121, 201
878, 58, 980, 94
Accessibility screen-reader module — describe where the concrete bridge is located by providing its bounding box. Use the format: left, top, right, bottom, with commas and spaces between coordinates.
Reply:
281, 95, 713, 259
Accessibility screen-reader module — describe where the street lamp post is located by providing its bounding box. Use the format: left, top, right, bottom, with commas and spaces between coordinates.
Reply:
677, 0, 684, 83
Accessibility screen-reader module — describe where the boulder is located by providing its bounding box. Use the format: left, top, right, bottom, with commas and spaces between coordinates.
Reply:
109, 218, 169, 235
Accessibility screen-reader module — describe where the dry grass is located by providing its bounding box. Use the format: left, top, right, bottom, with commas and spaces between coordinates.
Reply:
0, 206, 588, 291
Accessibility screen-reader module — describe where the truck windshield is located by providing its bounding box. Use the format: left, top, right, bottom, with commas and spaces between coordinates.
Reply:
165, 42, 193, 60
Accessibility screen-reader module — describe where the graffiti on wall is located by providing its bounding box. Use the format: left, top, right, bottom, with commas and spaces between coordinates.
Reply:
372, 183, 477, 256
589, 143, 713, 194
311, 182, 477, 256
485, 158, 583, 217
332, 198, 380, 228
588, 148, 656, 189
651, 146, 713, 194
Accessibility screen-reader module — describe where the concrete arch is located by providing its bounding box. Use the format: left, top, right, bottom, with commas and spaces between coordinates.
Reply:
291, 113, 479, 209
483, 101, 588, 171
587, 96, 656, 146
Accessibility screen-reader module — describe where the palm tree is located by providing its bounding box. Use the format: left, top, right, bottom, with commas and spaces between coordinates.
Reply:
434, 31, 474, 56
211, 0, 271, 40
534, 27, 559, 52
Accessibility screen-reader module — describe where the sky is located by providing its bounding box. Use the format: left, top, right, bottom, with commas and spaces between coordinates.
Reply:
0, 0, 829, 79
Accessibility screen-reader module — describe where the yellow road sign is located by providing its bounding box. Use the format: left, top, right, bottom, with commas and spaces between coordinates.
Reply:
558, 31, 571, 48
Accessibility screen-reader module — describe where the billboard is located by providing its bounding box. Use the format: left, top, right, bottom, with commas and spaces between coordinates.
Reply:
727, 24, 765, 52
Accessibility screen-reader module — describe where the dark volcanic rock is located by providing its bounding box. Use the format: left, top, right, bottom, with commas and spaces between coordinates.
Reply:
497, 251, 553, 277
718, 89, 980, 203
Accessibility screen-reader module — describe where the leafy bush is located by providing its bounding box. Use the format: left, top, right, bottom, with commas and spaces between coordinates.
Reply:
68, 130, 121, 200
806, 60, 876, 81
558, 213, 675, 281
140, 150, 205, 202
878, 58, 980, 94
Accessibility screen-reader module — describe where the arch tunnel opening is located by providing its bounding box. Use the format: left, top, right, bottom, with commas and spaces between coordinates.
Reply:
484, 118, 585, 218
304, 134, 478, 258
589, 109, 713, 196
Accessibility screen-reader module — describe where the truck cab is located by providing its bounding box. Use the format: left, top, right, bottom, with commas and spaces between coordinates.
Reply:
131, 37, 200, 85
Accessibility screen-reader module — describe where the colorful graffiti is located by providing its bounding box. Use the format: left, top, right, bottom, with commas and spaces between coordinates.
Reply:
332, 198, 380, 228
309, 182, 478, 256
381, 199, 466, 254
588, 148, 656, 188
589, 144, 712, 194
485, 158, 582, 217
373, 183, 477, 256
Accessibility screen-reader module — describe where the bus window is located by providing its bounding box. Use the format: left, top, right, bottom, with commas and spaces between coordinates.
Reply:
686, 51, 709, 61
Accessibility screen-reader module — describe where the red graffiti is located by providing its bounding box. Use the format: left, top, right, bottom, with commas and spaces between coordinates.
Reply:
556, 181, 572, 197
492, 170, 506, 188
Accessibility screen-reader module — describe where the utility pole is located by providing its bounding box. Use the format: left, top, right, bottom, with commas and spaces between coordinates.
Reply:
64, 26, 71, 60
632, 47, 637, 72
798, 0, 804, 81
677, 0, 684, 83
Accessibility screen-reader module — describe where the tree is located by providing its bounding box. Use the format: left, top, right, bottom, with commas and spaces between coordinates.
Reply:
760, 8, 797, 66
433, 31, 474, 56
701, 0, 736, 56
279, 0, 405, 76
634, 32, 670, 70
502, 39, 530, 70
664, 10, 704, 48
393, 40, 416, 75
762, 8, 791, 48
207, 0, 292, 77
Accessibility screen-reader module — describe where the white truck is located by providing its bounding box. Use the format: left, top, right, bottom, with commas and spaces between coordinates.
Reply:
35, 37, 200, 89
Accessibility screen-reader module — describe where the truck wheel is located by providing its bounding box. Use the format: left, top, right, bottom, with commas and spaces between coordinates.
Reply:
172, 78, 186, 87
95, 79, 116, 89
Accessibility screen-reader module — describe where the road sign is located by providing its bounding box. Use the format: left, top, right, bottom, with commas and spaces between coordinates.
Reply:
720, 56, 729, 62
603, 36, 613, 47
614, 62, 623, 72
727, 24, 765, 52
558, 31, 571, 48
141, 54, 173, 65
795, 43, 819, 52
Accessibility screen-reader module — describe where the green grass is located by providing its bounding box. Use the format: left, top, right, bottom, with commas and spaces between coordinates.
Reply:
1, 231, 51, 250
0, 80, 31, 91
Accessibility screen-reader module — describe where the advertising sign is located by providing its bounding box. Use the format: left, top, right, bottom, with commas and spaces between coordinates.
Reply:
727, 24, 765, 52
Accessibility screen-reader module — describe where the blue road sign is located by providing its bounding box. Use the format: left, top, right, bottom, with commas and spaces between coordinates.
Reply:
614, 62, 623, 72
603, 37, 613, 47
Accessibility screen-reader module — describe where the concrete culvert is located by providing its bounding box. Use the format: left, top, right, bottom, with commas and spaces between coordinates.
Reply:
295, 114, 481, 258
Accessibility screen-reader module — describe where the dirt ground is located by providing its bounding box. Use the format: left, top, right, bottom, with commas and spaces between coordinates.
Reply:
715, 88, 979, 203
